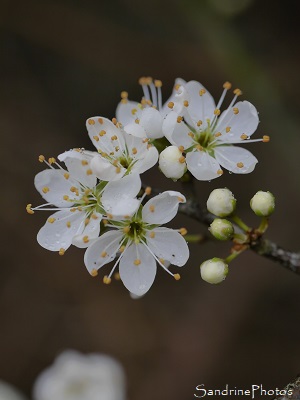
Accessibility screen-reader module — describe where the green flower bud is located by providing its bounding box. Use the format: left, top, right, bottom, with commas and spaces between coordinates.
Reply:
206, 188, 236, 217
250, 191, 275, 217
209, 218, 234, 241
200, 258, 229, 284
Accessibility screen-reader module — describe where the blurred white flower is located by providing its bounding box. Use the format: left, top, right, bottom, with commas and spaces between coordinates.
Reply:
163, 80, 269, 180
33, 351, 126, 400
0, 381, 27, 400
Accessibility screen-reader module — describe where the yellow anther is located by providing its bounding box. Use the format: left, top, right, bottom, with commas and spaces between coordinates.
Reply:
237, 162, 244, 168
159, 258, 165, 265
26, 204, 34, 214
134, 259, 141, 266
113, 159, 118, 167
111, 135, 118, 141
179, 227, 187, 236
64, 172, 70, 179
38, 155, 45, 162
177, 116, 183, 123
107, 213, 113, 220
183, 100, 189, 107
199, 89, 206, 96
84, 189, 91, 195
138, 76, 146, 85
103, 275, 112, 284
147, 144, 153, 149
154, 79, 162, 87
145, 76, 153, 84
63, 195, 69, 200
101, 251, 107, 258
233, 107, 239, 115
240, 134, 248, 140
145, 186, 152, 195
177, 196, 184, 202
84, 218, 90, 225
48, 157, 56, 164
179, 156, 186, 163
93, 135, 99, 141
263, 135, 270, 142
112, 118, 117, 125
86, 169, 93, 175
233, 88, 242, 96
77, 206, 83, 211
102, 219, 108, 225
81, 160, 88, 166
88, 119, 95, 125
115, 146, 120, 151
226, 126, 231, 133
91, 213, 98, 220
135, 118, 140, 124
121, 98, 128, 104
114, 272, 121, 280
168, 101, 174, 109
115, 167, 121, 173
124, 215, 130, 219
197, 120, 202, 127
66, 221, 71, 228
174, 83, 181, 90
178, 145, 185, 152
214, 109, 221, 116
142, 138, 149, 143
149, 205, 155, 212
70, 208, 76, 212
217, 169, 223, 175
98, 118, 104, 124
223, 81, 232, 90
83, 235, 89, 243
131, 147, 137, 155
188, 132, 195, 138
131, 108, 137, 115
90, 269, 98, 277
174, 273, 181, 281
70, 186, 77, 192
121, 91, 128, 99
149, 231, 155, 238
196, 144, 203, 151
99, 130, 106, 136
119, 245, 125, 253
123, 226, 130, 233
42, 186, 49, 194
214, 132, 222, 137
59, 248, 65, 256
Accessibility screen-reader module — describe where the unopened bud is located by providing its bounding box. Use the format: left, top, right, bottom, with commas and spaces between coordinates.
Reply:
209, 218, 234, 241
250, 191, 275, 217
200, 258, 228, 284
207, 188, 236, 217
159, 146, 186, 180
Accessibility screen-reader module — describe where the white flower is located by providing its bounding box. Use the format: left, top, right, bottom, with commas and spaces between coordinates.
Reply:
115, 77, 185, 139
86, 117, 158, 181
163, 80, 269, 180
250, 190, 275, 216
200, 258, 229, 284
159, 145, 187, 180
209, 218, 234, 241
207, 188, 236, 217
32, 350, 126, 400
84, 191, 189, 296
27, 150, 141, 254
0, 381, 27, 400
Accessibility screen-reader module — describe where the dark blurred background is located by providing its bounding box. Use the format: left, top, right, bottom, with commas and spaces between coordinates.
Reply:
1, 0, 300, 399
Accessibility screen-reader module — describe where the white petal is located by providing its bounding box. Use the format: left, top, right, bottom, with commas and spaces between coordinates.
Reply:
90, 155, 126, 181
142, 191, 186, 224
186, 151, 221, 181
86, 116, 125, 153
37, 209, 86, 251
102, 174, 141, 217
34, 169, 79, 207
58, 149, 97, 188
139, 107, 164, 139
116, 100, 141, 125
131, 145, 158, 174
146, 228, 189, 266
214, 146, 258, 174
216, 101, 259, 139
119, 243, 157, 296
184, 80, 216, 123
84, 230, 123, 274
72, 212, 102, 248
162, 112, 194, 149
160, 78, 187, 117
123, 122, 147, 138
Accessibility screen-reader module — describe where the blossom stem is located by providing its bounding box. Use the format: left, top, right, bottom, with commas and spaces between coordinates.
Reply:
184, 234, 205, 243
231, 215, 251, 232
257, 217, 269, 234
225, 249, 245, 264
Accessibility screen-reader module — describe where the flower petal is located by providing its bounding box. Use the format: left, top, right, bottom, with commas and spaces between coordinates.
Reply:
214, 145, 258, 174
142, 191, 186, 224
146, 228, 189, 266
72, 212, 102, 248
160, 78, 187, 117
116, 100, 141, 125
84, 230, 124, 274
139, 107, 164, 139
90, 155, 126, 181
216, 101, 259, 139
186, 151, 221, 181
34, 169, 79, 207
119, 243, 157, 296
123, 122, 147, 138
37, 209, 86, 251
184, 80, 216, 123
102, 174, 141, 217
131, 145, 158, 174
162, 112, 194, 149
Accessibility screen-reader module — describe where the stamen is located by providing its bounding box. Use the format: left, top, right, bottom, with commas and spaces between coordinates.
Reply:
103, 276, 112, 284
26, 204, 34, 214
233, 107, 239, 115
88, 119, 95, 125
149, 231, 155, 238
233, 88, 242, 96
42, 187, 50, 194
114, 272, 121, 280
226, 126, 231, 133
197, 120, 202, 127
145, 186, 152, 195
179, 228, 187, 236
134, 259, 141, 266
263, 135, 270, 142
149, 205, 155, 212
38, 155, 45, 162
183, 100, 189, 107
240, 134, 248, 140
59, 248, 65, 256
86, 169, 93, 175
174, 273, 181, 281
168, 102, 174, 109
66, 221, 71, 228
101, 251, 107, 258
81, 160, 88, 166
217, 169, 223, 175
83, 236, 89, 243
132, 147, 137, 154
64, 172, 70, 179
178, 145, 185, 152
199, 89, 206, 96
90, 269, 98, 277
47, 217, 56, 223
237, 162, 244, 168
177, 116, 183, 123
179, 156, 186, 163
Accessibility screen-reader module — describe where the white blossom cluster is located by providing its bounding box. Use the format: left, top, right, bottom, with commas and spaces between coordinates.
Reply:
28, 77, 267, 295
